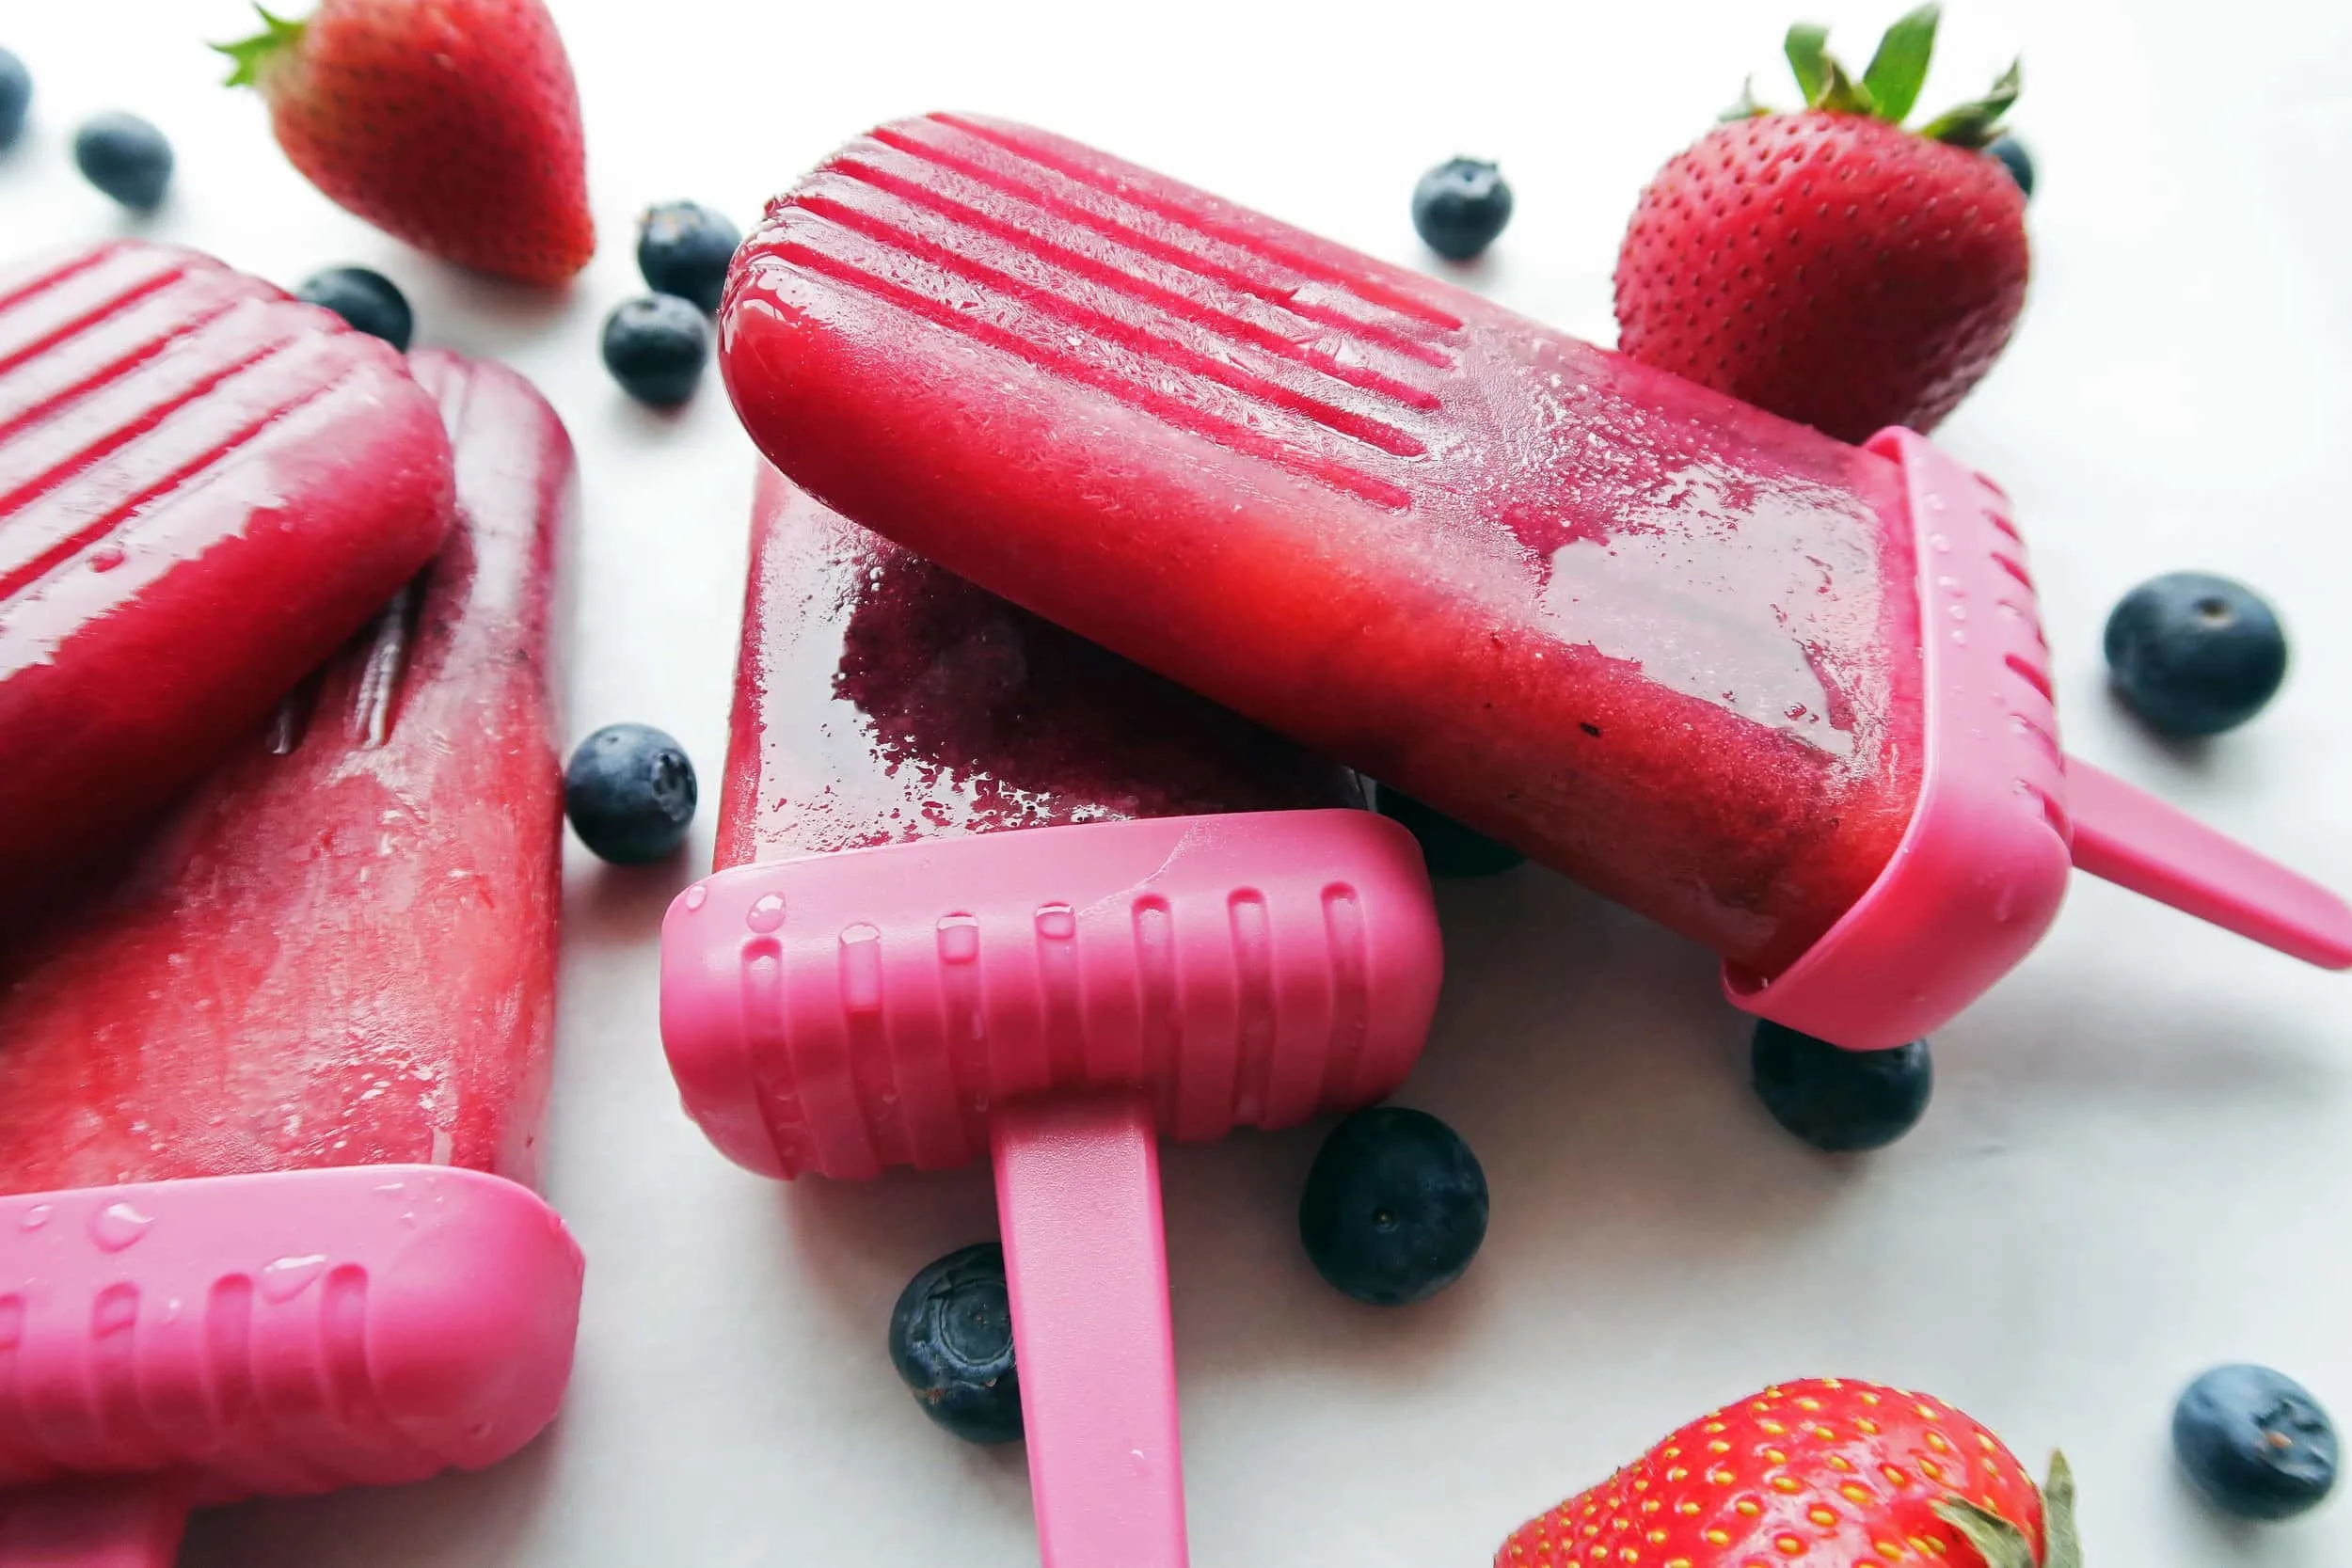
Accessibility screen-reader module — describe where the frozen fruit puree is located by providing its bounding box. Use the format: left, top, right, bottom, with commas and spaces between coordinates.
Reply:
721, 114, 1925, 976
0, 239, 456, 885
0, 349, 569, 1195
715, 461, 1364, 869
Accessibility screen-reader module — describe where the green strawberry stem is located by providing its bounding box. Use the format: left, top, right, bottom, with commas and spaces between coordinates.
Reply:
213, 6, 309, 89
1933, 1451, 2083, 1568
1743, 4, 2021, 148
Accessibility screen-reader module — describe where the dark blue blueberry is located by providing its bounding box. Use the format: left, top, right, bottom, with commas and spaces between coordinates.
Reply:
1986, 135, 2034, 198
600, 293, 708, 406
1411, 158, 1514, 261
889, 1243, 1022, 1445
295, 266, 413, 352
0, 49, 30, 150
1299, 1106, 1487, 1307
1752, 1022, 1931, 1152
636, 201, 740, 313
564, 722, 696, 864
72, 112, 173, 210
2105, 572, 2288, 736
2173, 1365, 2338, 1521
1374, 784, 1524, 878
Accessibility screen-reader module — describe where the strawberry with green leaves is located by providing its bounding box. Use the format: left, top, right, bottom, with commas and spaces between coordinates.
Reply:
216, 0, 595, 286
1496, 1378, 2080, 1568
1613, 6, 2028, 443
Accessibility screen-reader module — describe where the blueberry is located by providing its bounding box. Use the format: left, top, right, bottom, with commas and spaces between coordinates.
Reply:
0, 49, 30, 150
72, 112, 173, 210
1986, 135, 2035, 199
2105, 572, 2288, 736
889, 1243, 1022, 1445
2173, 1365, 2338, 1521
1374, 784, 1524, 878
1411, 158, 1514, 261
1752, 1021, 1931, 1152
636, 201, 740, 313
564, 722, 696, 863
600, 294, 709, 406
1299, 1106, 1488, 1307
295, 266, 413, 352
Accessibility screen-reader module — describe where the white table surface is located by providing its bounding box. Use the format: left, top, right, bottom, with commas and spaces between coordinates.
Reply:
5, 0, 2349, 1561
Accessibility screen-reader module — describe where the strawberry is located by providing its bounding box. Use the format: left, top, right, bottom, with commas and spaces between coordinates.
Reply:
1613, 6, 2028, 443
1495, 1378, 2082, 1568
215, 1, 595, 286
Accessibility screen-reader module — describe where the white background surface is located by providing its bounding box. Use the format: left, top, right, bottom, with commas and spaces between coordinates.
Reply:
4, 0, 2350, 1562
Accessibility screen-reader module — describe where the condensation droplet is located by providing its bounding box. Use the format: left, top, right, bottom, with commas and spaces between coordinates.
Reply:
681, 884, 707, 911
260, 1255, 330, 1303
746, 892, 787, 932
19, 1205, 53, 1231
90, 1202, 153, 1252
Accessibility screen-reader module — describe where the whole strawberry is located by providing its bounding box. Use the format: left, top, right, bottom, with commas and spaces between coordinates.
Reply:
1614, 7, 2028, 442
1496, 1378, 2081, 1568
217, 1, 595, 286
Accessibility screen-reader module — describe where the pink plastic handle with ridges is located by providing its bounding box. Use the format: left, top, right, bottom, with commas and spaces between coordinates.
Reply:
660, 807, 1444, 1568
0, 1166, 583, 1567
1730, 428, 2352, 1050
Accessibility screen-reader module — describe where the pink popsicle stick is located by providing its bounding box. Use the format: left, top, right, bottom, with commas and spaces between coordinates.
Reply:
993, 1092, 1186, 1568
2065, 757, 2352, 969
0, 1479, 186, 1568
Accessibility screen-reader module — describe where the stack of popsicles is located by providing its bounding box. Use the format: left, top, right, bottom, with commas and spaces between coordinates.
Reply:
661, 110, 2352, 1568
0, 241, 581, 1564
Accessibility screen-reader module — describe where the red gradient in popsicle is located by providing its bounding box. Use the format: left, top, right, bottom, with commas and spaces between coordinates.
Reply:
720, 114, 1927, 974
0, 350, 570, 1195
0, 240, 456, 886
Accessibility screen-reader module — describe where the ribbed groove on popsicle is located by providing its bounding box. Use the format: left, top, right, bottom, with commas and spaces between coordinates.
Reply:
1227, 892, 1277, 1125
0, 285, 256, 444
0, 1294, 35, 1477
0, 245, 192, 374
88, 1283, 153, 1466
0, 305, 306, 522
771, 241, 1414, 511
739, 939, 818, 1179
2002, 651, 2055, 703
1133, 896, 1182, 1134
928, 115, 1468, 336
349, 581, 421, 747
793, 194, 1430, 460
837, 923, 910, 1172
0, 365, 342, 604
1319, 884, 1374, 1105
324, 1265, 437, 1473
938, 914, 990, 1156
869, 125, 1457, 370
833, 154, 1447, 410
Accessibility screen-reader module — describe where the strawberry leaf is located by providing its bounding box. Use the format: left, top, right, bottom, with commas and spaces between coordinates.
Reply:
1918, 57, 2023, 148
1861, 4, 1941, 123
1720, 75, 1773, 121
2042, 1451, 2083, 1568
1815, 53, 1878, 115
212, 5, 308, 90
1785, 23, 1832, 104
1931, 1497, 2039, 1568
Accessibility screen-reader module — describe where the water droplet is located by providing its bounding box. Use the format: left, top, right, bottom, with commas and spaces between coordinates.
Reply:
19, 1204, 53, 1230
260, 1255, 330, 1303
90, 1202, 153, 1252
87, 546, 127, 573
681, 884, 707, 911
374, 1181, 407, 1196
745, 892, 786, 932
1950, 629, 1969, 646
1947, 603, 1966, 621
1929, 532, 1952, 553
1783, 703, 1808, 721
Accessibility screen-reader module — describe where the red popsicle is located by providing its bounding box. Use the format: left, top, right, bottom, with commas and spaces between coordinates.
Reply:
0, 239, 453, 887
664, 466, 1442, 1568
0, 349, 577, 1566
720, 114, 2351, 1048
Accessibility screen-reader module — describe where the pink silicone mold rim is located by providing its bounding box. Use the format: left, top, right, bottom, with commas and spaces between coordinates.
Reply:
1724, 427, 2075, 1050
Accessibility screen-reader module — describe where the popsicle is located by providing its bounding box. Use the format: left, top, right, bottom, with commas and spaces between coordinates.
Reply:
0, 238, 453, 887
662, 466, 1444, 1568
718, 113, 2352, 1049
0, 349, 579, 1566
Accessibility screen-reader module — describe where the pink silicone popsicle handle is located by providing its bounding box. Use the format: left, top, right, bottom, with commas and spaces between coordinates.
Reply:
2065, 757, 2352, 968
0, 1481, 184, 1568
993, 1093, 1184, 1568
